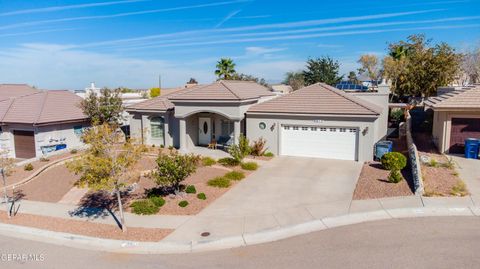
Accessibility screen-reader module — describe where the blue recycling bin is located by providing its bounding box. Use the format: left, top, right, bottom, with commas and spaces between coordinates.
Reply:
464, 138, 479, 159
375, 141, 393, 161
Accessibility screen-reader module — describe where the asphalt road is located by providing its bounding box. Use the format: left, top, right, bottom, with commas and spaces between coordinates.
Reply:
1, 217, 480, 269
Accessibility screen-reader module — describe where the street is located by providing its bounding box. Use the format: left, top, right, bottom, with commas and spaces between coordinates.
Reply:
1, 216, 480, 268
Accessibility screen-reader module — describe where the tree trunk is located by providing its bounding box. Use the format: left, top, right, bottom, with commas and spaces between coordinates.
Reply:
2, 169, 10, 218
115, 187, 127, 233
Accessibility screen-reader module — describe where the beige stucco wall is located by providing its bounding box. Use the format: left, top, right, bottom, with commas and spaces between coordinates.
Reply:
129, 111, 177, 148
350, 92, 389, 143
432, 110, 480, 153
245, 114, 377, 162
0, 122, 88, 158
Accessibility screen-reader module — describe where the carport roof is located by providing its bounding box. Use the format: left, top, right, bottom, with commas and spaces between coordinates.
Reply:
425, 86, 480, 109
248, 83, 382, 116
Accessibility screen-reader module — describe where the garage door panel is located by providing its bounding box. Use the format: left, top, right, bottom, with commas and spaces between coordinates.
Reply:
449, 118, 480, 153
281, 126, 357, 161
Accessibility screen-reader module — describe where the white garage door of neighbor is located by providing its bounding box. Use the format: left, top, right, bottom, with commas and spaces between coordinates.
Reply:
280, 125, 358, 161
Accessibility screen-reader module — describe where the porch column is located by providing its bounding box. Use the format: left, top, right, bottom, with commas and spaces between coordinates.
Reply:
163, 112, 171, 147
141, 115, 149, 145
179, 118, 187, 152
233, 120, 241, 144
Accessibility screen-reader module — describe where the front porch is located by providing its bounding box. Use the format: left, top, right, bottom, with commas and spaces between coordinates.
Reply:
189, 146, 231, 159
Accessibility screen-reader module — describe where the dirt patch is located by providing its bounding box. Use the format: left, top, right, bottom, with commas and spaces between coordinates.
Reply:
414, 133, 468, 197
0, 212, 172, 242
5, 151, 77, 186
8, 164, 79, 203
353, 137, 414, 200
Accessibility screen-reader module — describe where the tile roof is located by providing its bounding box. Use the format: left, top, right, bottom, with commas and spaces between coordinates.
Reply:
0, 90, 88, 125
425, 86, 480, 109
169, 80, 274, 101
126, 87, 192, 111
247, 83, 382, 116
0, 84, 40, 100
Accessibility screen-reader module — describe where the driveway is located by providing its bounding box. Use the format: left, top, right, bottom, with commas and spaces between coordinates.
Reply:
451, 155, 480, 197
164, 156, 362, 242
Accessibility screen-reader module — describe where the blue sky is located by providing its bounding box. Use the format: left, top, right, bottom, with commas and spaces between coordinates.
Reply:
0, 0, 479, 90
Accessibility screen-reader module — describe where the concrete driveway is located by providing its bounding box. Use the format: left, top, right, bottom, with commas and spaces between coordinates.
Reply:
164, 156, 362, 243
451, 155, 480, 197
201, 156, 363, 217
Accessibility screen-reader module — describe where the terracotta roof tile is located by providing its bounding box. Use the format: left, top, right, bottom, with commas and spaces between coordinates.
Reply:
0, 84, 40, 100
247, 83, 381, 116
425, 86, 480, 109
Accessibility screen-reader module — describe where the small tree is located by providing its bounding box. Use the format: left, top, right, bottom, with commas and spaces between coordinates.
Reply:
231, 73, 269, 87
151, 151, 199, 193
150, 87, 161, 98
357, 54, 381, 89
283, 71, 305, 91
67, 124, 142, 232
0, 150, 15, 218
228, 135, 251, 162
79, 87, 124, 125
381, 152, 407, 183
303, 57, 343, 86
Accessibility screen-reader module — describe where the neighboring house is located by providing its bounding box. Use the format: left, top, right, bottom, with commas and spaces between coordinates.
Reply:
126, 80, 276, 150
0, 84, 89, 159
247, 83, 388, 162
128, 81, 389, 162
425, 85, 480, 154
271, 84, 293, 95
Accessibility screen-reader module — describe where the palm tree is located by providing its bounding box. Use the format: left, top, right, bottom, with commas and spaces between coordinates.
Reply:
215, 58, 236, 80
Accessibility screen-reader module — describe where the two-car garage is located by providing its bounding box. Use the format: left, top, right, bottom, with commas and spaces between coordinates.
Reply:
280, 125, 358, 161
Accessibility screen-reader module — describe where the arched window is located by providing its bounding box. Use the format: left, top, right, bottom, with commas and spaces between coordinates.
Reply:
150, 117, 165, 139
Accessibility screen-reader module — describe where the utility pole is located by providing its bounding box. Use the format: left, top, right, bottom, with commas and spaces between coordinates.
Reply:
158, 74, 162, 89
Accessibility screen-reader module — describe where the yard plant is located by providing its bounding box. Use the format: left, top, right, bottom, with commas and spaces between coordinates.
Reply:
201, 156, 216, 166
207, 176, 231, 188
218, 157, 240, 166
130, 199, 159, 215
241, 162, 258, 171
24, 163, 34, 171
197, 193, 207, 200
381, 152, 407, 183
224, 171, 245, 181
185, 185, 197, 194
178, 200, 189, 208
151, 151, 199, 193
250, 137, 267, 156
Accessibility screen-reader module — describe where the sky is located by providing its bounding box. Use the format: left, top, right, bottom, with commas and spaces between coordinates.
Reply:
0, 0, 479, 90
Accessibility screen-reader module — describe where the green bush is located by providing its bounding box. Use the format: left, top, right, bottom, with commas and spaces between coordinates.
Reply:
218, 157, 240, 166
39, 156, 50, 162
148, 196, 166, 207
131, 199, 159, 215
241, 162, 258, 171
185, 185, 197, 194
207, 176, 231, 188
178, 200, 189, 207
24, 163, 34, 171
202, 157, 216, 166
263, 152, 274, 157
151, 151, 198, 192
381, 152, 407, 183
197, 193, 207, 200
224, 171, 245, 181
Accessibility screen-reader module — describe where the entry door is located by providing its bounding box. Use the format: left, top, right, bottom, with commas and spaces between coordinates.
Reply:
281, 126, 358, 161
198, 117, 212, 145
13, 130, 36, 159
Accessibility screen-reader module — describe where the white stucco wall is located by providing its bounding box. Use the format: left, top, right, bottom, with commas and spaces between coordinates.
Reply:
0, 122, 88, 158
246, 114, 377, 162
351, 92, 389, 143
128, 111, 178, 148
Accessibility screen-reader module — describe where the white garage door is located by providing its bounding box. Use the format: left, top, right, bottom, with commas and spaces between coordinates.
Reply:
280, 125, 358, 161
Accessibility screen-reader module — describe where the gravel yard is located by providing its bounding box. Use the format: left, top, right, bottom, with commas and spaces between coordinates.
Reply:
0, 212, 172, 242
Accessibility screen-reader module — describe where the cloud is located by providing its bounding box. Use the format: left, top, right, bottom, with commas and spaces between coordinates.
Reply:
0, 28, 78, 38
0, 0, 251, 30
237, 60, 305, 82
215, 10, 242, 28
0, 0, 147, 17
244, 46, 287, 55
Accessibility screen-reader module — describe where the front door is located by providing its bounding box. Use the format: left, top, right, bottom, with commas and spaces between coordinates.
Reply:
198, 117, 211, 146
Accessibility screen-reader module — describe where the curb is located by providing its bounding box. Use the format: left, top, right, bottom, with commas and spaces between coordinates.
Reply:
0, 206, 477, 254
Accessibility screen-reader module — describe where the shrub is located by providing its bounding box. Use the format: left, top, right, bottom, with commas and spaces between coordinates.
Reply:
250, 137, 267, 156
70, 149, 78, 154
131, 199, 159, 215
202, 157, 216, 166
168, 146, 174, 150
178, 200, 189, 207
241, 162, 258, 171
148, 196, 165, 207
24, 163, 34, 171
185, 185, 197, 194
39, 156, 50, 162
218, 157, 240, 166
224, 171, 245, 181
263, 152, 274, 157
228, 135, 251, 162
428, 159, 438, 168
160, 144, 165, 148
451, 181, 468, 196
207, 176, 231, 188
390, 109, 404, 122
197, 193, 207, 200
442, 158, 455, 169
228, 144, 244, 163
380, 152, 407, 183
151, 151, 198, 192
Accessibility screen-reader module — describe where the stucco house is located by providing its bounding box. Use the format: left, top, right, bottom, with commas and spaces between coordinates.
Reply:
127, 81, 389, 162
0, 84, 89, 159
425, 85, 480, 154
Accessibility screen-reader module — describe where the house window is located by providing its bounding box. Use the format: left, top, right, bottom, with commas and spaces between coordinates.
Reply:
339, 128, 346, 132
293, 126, 299, 130
259, 122, 266, 130
330, 128, 336, 132
349, 128, 357, 133
150, 117, 165, 139
311, 127, 317, 131
73, 125, 84, 137
284, 126, 290, 130
302, 127, 308, 131
320, 128, 327, 131
221, 120, 234, 137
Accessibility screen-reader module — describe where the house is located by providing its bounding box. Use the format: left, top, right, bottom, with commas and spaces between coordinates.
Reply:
425, 85, 480, 154
0, 84, 89, 159
127, 81, 389, 162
